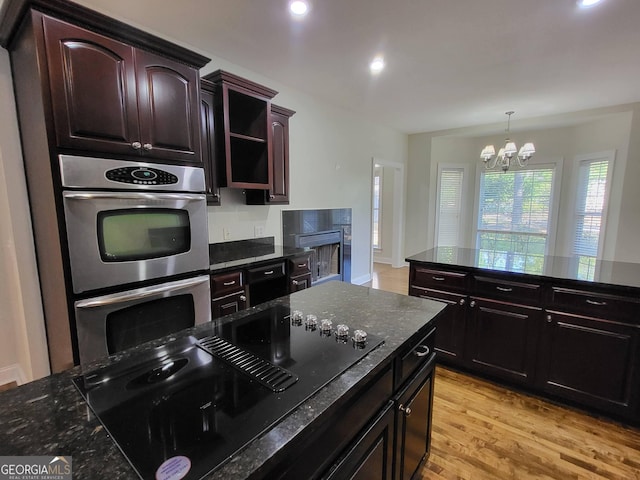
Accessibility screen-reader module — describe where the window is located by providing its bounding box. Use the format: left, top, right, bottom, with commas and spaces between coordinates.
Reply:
372, 166, 382, 249
571, 153, 614, 280
476, 166, 555, 274
435, 167, 465, 247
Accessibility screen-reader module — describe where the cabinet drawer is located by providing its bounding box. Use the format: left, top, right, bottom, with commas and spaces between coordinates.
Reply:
411, 267, 467, 291
474, 276, 542, 304
289, 255, 311, 276
211, 271, 244, 296
396, 327, 436, 389
247, 262, 286, 283
549, 287, 640, 324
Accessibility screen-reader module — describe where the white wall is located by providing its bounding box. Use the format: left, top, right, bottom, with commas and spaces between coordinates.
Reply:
406, 105, 639, 263
0, 49, 50, 383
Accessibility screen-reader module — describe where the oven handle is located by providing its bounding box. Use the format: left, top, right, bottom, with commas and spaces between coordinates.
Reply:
63, 192, 205, 201
75, 275, 210, 308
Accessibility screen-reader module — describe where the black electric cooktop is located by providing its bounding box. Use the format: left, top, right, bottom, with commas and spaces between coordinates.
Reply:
73, 305, 384, 480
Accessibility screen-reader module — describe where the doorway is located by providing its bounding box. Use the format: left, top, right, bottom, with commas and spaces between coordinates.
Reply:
370, 157, 406, 276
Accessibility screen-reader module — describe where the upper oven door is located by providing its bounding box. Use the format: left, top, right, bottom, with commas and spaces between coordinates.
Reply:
63, 191, 208, 294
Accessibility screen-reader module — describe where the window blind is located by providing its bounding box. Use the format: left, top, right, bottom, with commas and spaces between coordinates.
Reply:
436, 168, 464, 247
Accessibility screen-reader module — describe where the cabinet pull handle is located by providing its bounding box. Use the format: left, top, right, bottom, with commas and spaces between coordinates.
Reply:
292, 280, 299, 286
264, 270, 274, 275
239, 295, 246, 302
143, 143, 153, 151
223, 281, 236, 286
131, 141, 142, 150
298, 263, 307, 268
496, 286, 513, 292
432, 276, 445, 281
270, 194, 275, 199
399, 404, 412, 416
414, 345, 430, 357
546, 314, 553, 323
459, 298, 466, 306
470, 300, 476, 308
586, 299, 607, 306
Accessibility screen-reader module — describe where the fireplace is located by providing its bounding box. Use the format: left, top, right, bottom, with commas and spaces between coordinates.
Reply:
282, 209, 351, 285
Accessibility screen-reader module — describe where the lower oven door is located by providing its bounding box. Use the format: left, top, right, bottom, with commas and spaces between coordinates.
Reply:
74, 275, 211, 366
62, 191, 208, 294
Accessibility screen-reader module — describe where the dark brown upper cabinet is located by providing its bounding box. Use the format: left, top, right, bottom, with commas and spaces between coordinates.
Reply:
200, 79, 220, 204
43, 15, 202, 164
203, 70, 277, 189
246, 104, 295, 205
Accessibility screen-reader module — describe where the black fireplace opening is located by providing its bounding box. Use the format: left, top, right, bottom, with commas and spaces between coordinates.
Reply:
296, 230, 342, 285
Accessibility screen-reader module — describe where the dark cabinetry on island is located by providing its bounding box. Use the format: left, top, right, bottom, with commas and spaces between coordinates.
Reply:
408, 249, 640, 424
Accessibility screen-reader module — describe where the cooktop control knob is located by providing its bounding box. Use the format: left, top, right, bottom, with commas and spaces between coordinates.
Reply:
305, 314, 318, 331
352, 329, 368, 348
320, 319, 333, 335
291, 310, 303, 326
335, 324, 349, 342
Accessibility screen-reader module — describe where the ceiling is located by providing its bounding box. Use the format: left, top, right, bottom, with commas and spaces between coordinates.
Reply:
40, 0, 640, 133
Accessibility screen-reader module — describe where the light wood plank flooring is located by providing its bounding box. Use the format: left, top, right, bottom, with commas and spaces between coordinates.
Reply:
364, 262, 640, 480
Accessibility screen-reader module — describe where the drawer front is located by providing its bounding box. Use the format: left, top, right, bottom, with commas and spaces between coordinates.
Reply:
247, 262, 286, 283
474, 275, 542, 304
411, 266, 467, 291
211, 271, 244, 297
549, 287, 640, 323
289, 255, 311, 277
396, 327, 436, 389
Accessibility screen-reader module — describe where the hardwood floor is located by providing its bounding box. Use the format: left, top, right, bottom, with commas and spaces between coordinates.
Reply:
365, 262, 640, 480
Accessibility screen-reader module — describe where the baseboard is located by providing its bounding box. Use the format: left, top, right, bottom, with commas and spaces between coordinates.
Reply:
351, 273, 372, 285
0, 364, 26, 386
373, 256, 392, 264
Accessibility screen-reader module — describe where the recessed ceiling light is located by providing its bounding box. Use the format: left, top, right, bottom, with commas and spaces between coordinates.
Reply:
370, 56, 385, 75
289, 0, 309, 17
577, 0, 604, 7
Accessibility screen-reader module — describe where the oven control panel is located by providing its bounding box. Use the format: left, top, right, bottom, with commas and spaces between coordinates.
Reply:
105, 167, 178, 185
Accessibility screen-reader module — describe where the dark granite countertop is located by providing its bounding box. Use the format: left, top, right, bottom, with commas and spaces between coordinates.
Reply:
407, 247, 640, 291
0, 282, 445, 479
209, 238, 308, 273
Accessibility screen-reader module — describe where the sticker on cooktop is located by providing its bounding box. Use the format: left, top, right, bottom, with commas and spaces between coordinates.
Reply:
155, 456, 191, 480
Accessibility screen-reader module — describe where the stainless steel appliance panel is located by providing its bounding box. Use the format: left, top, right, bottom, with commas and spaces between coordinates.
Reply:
63, 190, 208, 293
59, 155, 206, 192
75, 274, 211, 365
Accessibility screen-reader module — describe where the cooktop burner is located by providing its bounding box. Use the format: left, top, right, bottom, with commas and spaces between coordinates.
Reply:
73, 304, 384, 480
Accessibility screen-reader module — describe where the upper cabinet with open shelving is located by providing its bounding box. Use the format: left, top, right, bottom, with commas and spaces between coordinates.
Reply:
203, 70, 278, 190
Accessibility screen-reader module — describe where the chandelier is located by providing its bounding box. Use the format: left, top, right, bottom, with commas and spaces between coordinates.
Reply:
480, 111, 535, 172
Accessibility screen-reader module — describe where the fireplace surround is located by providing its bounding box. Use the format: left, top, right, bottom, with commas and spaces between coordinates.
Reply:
282, 209, 351, 284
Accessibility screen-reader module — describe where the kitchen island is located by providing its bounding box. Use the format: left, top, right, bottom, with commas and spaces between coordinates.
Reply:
0, 281, 446, 479
407, 247, 640, 424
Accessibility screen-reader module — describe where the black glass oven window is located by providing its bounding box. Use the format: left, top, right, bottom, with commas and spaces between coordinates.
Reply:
106, 295, 195, 355
98, 209, 190, 262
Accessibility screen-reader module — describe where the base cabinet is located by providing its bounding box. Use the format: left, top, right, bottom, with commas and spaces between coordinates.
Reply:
211, 290, 247, 318
467, 298, 540, 386
408, 261, 640, 423
323, 402, 395, 480
394, 356, 436, 480
537, 310, 640, 418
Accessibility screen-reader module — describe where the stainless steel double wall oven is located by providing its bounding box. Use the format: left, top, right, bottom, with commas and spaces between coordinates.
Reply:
60, 155, 211, 366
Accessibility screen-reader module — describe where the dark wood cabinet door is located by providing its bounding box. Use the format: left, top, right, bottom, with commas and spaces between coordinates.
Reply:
537, 310, 640, 419
211, 291, 247, 319
323, 402, 394, 480
394, 356, 436, 480
43, 15, 140, 155
467, 297, 541, 386
135, 50, 201, 164
290, 273, 311, 293
200, 81, 220, 204
410, 287, 467, 365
